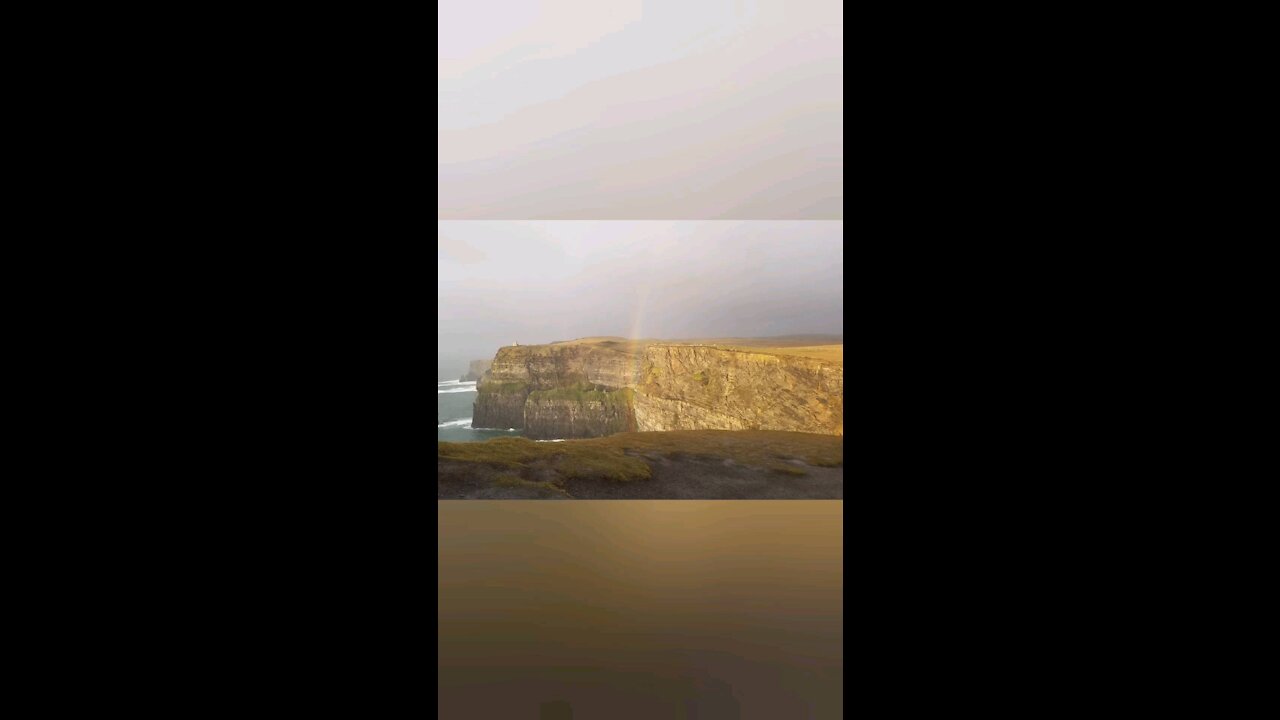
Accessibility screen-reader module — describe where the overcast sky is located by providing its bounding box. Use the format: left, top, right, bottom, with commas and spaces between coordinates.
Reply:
438, 221, 843, 374
438, 0, 843, 219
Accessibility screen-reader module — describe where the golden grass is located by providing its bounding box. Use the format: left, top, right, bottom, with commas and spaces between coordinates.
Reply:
541, 337, 842, 364
722, 344, 843, 363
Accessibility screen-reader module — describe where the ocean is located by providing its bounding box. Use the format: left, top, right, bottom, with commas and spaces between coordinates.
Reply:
437, 370, 523, 443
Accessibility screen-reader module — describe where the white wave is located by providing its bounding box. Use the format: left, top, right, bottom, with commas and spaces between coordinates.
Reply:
437, 380, 477, 387
438, 420, 523, 433
438, 386, 478, 394
534, 439, 567, 442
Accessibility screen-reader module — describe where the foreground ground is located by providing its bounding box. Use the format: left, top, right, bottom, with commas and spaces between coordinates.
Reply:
438, 430, 843, 499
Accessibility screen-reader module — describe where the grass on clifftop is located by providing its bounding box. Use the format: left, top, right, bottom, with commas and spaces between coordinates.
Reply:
438, 430, 842, 487
438, 436, 651, 483
542, 336, 842, 364
691, 343, 843, 364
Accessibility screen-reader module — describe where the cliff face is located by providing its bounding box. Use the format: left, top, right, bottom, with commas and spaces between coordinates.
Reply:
634, 345, 843, 434
523, 391, 635, 440
458, 358, 493, 382
485, 343, 642, 389
472, 343, 639, 434
472, 340, 841, 438
472, 382, 529, 429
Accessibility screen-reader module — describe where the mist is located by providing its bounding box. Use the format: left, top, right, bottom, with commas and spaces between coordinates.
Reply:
437, 221, 843, 378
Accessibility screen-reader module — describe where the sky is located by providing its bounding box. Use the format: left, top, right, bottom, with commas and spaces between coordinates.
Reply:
438, 0, 843, 219
437, 221, 843, 374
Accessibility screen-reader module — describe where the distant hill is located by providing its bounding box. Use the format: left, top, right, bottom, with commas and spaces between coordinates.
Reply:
458, 358, 493, 382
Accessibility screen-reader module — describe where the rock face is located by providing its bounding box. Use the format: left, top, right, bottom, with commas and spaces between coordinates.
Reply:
458, 358, 493, 382
634, 345, 843, 434
485, 342, 643, 389
471, 340, 842, 438
471, 383, 529, 429
523, 392, 635, 440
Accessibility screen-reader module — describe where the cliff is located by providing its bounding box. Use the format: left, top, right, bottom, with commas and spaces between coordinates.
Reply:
523, 387, 636, 440
458, 358, 493, 382
484, 340, 643, 389
471, 341, 641, 435
471, 338, 842, 438
472, 381, 528, 430
635, 345, 843, 434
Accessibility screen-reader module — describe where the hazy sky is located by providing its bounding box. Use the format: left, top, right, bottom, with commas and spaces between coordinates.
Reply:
438, 221, 843, 372
438, 0, 843, 219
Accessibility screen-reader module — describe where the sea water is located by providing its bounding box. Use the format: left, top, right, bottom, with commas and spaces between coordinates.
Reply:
437, 372, 523, 443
